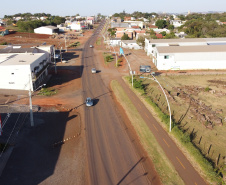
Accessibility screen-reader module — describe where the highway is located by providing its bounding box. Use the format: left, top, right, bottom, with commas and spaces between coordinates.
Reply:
82, 22, 153, 185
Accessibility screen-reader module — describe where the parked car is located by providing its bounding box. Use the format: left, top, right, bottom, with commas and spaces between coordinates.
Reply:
90, 45, 93, 48
85, 97, 93, 107
140, 65, 151, 73
91, 68, 96, 73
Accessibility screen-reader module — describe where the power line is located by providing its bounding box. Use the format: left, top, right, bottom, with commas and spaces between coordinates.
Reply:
0, 113, 22, 158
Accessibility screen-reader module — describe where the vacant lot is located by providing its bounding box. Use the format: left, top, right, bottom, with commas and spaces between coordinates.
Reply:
141, 74, 226, 167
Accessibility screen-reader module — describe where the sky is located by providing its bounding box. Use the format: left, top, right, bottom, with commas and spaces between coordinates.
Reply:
0, 0, 226, 18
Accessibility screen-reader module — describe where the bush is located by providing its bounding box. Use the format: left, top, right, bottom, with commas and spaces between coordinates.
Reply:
0, 42, 7, 45
205, 86, 211, 92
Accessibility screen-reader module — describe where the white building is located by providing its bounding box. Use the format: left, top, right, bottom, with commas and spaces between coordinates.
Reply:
0, 53, 49, 91
153, 45, 226, 70
34, 26, 59, 35
121, 40, 143, 50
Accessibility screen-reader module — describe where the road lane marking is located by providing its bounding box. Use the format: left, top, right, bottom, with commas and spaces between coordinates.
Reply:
153, 124, 158, 131
195, 182, 198, 185
163, 138, 170, 147
176, 156, 186, 169
138, 104, 142, 109
145, 113, 149, 119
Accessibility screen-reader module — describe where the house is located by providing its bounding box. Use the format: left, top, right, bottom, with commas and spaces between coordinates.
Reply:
170, 20, 183, 28
175, 32, 187, 38
116, 31, 133, 39
34, 26, 59, 35
155, 34, 163, 39
152, 28, 170, 34
153, 45, 226, 70
121, 40, 143, 50
0, 53, 50, 91
124, 21, 144, 28
111, 23, 130, 28
0, 26, 9, 36
109, 38, 121, 46
69, 21, 85, 31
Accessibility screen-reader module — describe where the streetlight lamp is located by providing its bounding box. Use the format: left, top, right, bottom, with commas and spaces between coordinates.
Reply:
140, 75, 172, 132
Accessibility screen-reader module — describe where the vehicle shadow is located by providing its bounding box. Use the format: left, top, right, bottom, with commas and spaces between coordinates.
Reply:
93, 98, 99, 106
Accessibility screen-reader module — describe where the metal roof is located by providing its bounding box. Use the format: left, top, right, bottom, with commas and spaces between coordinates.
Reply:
157, 45, 226, 54
0, 47, 36, 54
0, 53, 45, 66
149, 37, 226, 44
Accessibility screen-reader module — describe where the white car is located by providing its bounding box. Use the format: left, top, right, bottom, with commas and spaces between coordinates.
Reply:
90, 45, 93, 48
85, 97, 93, 107
91, 68, 96, 73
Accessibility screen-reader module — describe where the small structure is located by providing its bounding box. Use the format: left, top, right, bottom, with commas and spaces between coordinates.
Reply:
34, 26, 59, 35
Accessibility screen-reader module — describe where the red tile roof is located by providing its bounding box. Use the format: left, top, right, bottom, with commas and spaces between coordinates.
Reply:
156, 34, 163, 39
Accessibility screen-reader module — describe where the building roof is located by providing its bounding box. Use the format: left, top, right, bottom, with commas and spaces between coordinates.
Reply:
157, 45, 226, 54
0, 53, 45, 66
156, 34, 163, 39
35, 25, 58, 30
149, 37, 226, 44
121, 40, 136, 44
0, 47, 36, 54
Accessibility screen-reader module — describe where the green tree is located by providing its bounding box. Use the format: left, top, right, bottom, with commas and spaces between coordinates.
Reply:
155, 19, 167, 29
136, 35, 146, 47
160, 31, 166, 36
121, 33, 130, 40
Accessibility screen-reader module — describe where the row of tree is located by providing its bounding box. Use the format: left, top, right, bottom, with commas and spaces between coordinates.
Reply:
15, 16, 65, 32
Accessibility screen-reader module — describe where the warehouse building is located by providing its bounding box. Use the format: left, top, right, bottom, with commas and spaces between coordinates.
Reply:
34, 26, 59, 35
153, 45, 226, 70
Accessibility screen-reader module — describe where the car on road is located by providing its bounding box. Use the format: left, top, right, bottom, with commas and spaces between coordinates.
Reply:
91, 68, 96, 73
90, 45, 93, 48
85, 97, 93, 107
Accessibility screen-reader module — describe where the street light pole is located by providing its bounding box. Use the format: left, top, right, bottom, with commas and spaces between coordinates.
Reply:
123, 54, 133, 87
29, 74, 34, 127
140, 75, 172, 132
28, 77, 46, 127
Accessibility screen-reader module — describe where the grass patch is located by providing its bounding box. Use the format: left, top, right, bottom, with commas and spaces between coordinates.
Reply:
103, 52, 114, 63
96, 38, 101, 45
125, 76, 223, 184
37, 88, 57, 96
111, 80, 185, 185
68, 42, 80, 47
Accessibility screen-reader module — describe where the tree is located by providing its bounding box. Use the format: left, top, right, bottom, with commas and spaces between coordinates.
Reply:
155, 19, 167, 29
168, 24, 174, 31
160, 31, 167, 36
121, 33, 130, 40
136, 35, 146, 47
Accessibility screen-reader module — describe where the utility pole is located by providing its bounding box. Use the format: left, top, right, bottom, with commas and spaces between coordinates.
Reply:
53, 46, 57, 74
29, 74, 34, 127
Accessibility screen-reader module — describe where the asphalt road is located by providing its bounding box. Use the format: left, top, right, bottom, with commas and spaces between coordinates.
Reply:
82, 22, 153, 185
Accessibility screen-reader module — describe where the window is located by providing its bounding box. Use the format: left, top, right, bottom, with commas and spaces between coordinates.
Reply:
164, 55, 169, 59
152, 44, 156, 47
